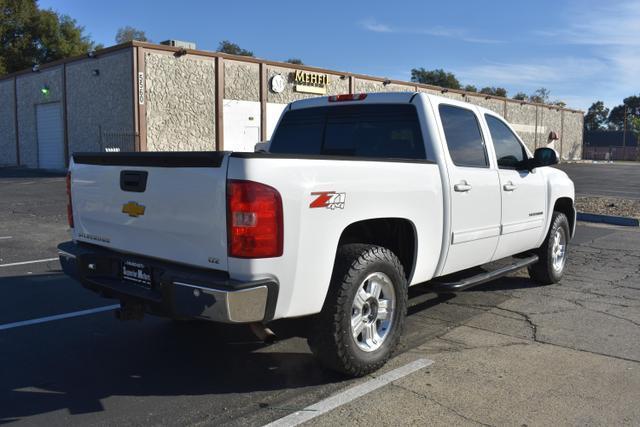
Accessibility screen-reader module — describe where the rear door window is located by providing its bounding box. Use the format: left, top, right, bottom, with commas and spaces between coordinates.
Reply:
269, 104, 427, 160
439, 105, 488, 168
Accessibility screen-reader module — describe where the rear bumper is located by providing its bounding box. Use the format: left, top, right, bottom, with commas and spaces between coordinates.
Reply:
58, 241, 278, 323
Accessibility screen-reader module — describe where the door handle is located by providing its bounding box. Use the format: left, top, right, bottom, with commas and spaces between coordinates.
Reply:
503, 181, 517, 192
454, 181, 472, 192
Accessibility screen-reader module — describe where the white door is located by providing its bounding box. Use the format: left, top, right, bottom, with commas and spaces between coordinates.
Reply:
222, 99, 261, 152
483, 114, 547, 259
241, 126, 260, 152
36, 102, 64, 169
436, 103, 502, 275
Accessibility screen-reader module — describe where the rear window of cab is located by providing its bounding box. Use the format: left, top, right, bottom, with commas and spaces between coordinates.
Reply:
269, 104, 427, 160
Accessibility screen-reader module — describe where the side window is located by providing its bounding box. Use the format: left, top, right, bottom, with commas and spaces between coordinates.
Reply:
439, 105, 488, 168
485, 115, 528, 169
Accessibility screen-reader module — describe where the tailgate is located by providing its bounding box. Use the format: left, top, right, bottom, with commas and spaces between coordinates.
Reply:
70, 152, 229, 271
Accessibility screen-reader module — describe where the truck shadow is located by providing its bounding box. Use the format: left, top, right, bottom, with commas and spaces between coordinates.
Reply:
0, 272, 536, 422
0, 167, 66, 179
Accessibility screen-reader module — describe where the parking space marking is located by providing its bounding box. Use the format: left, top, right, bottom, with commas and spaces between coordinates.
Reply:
0, 304, 120, 331
0, 257, 58, 268
263, 358, 434, 427
0, 236, 13, 240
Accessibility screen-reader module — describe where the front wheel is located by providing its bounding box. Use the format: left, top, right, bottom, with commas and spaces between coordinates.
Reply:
308, 244, 408, 377
528, 212, 570, 285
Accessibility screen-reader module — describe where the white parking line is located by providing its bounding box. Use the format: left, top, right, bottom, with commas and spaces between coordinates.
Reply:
0, 257, 59, 268
0, 304, 120, 331
0, 236, 13, 240
263, 358, 434, 427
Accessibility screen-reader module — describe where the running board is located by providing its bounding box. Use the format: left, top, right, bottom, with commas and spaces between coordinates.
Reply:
429, 255, 539, 293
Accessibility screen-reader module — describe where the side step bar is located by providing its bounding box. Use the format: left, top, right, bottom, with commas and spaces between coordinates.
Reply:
429, 255, 539, 293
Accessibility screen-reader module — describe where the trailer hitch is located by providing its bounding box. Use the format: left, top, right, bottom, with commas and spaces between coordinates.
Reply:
114, 301, 145, 321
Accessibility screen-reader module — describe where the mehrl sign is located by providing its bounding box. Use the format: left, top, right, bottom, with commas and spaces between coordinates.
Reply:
293, 70, 328, 94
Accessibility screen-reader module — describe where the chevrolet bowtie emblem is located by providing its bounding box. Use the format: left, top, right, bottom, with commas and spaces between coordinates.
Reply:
122, 201, 146, 217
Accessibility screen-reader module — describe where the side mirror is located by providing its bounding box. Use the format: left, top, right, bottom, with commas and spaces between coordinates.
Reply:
529, 147, 558, 170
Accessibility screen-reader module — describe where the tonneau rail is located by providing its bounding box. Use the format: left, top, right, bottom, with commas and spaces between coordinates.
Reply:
73, 151, 228, 167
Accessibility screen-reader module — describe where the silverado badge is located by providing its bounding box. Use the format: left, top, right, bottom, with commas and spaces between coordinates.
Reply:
122, 201, 146, 217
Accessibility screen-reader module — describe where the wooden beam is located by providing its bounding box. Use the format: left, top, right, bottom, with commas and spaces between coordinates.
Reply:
131, 46, 140, 152
260, 63, 267, 142
215, 56, 225, 150
136, 47, 147, 151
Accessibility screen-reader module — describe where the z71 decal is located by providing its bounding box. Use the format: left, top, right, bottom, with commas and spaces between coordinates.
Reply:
310, 191, 346, 210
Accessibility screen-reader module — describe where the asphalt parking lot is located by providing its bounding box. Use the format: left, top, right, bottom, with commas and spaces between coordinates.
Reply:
555, 162, 640, 199
1, 168, 639, 426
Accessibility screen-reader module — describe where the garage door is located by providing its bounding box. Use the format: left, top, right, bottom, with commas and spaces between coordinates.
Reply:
36, 102, 65, 169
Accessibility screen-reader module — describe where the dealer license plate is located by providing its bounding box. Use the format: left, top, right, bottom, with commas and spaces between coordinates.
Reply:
122, 260, 152, 288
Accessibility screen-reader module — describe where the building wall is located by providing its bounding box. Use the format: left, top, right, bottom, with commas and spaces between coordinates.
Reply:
561, 111, 583, 160
466, 95, 505, 116
0, 80, 17, 166
0, 42, 586, 167
144, 51, 216, 151
354, 79, 413, 93
16, 66, 64, 168
505, 103, 538, 152
537, 107, 562, 151
66, 49, 134, 153
224, 60, 259, 102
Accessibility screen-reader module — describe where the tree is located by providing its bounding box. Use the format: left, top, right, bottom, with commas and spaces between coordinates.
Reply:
626, 116, 640, 135
479, 86, 507, 97
529, 87, 551, 104
286, 58, 303, 65
463, 84, 477, 92
0, 0, 100, 75
584, 101, 609, 131
410, 68, 461, 89
512, 92, 528, 101
115, 26, 149, 43
217, 40, 253, 57
608, 95, 640, 130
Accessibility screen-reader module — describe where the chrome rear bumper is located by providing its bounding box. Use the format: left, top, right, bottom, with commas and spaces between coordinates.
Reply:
58, 241, 278, 323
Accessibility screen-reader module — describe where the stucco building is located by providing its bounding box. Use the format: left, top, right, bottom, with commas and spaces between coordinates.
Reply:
0, 41, 584, 169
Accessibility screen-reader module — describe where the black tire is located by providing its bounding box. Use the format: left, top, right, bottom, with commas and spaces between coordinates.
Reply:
528, 212, 570, 285
308, 244, 408, 377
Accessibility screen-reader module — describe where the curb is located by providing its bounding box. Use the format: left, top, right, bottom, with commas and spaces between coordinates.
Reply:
577, 212, 640, 227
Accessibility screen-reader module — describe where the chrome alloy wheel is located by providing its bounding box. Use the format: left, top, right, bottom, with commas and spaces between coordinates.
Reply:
350, 272, 396, 352
551, 228, 567, 271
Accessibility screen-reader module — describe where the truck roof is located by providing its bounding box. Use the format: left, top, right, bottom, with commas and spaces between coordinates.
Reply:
289, 92, 498, 117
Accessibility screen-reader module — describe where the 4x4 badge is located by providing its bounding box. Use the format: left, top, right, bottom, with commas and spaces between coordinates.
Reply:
310, 192, 346, 210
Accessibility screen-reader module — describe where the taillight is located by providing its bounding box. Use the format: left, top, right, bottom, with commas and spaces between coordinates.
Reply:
227, 180, 283, 258
328, 93, 367, 102
66, 172, 74, 228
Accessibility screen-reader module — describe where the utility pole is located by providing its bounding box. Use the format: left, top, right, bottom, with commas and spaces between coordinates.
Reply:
622, 105, 627, 152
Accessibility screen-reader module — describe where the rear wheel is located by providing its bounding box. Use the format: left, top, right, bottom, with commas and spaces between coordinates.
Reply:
308, 244, 407, 377
528, 212, 569, 285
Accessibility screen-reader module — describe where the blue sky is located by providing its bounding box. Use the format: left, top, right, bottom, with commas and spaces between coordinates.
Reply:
40, 0, 639, 111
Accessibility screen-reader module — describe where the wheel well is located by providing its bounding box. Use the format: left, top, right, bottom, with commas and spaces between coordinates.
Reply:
337, 218, 416, 281
553, 197, 575, 235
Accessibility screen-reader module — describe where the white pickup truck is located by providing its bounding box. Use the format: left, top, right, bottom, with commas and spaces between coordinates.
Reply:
59, 92, 575, 376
